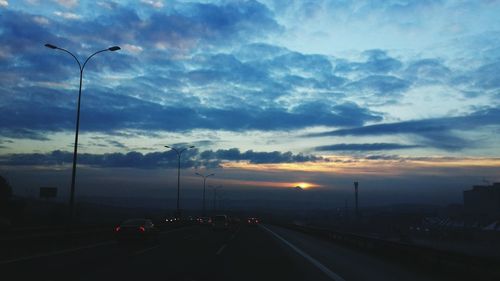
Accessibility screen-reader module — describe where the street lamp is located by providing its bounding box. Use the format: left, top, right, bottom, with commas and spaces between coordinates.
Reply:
165, 145, 195, 218
45, 43, 120, 225
210, 185, 222, 214
195, 172, 215, 216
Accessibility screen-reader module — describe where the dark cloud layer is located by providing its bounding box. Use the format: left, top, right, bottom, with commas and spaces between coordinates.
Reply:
199, 148, 321, 164
0, 88, 382, 138
0, 148, 322, 169
315, 143, 420, 151
309, 108, 500, 151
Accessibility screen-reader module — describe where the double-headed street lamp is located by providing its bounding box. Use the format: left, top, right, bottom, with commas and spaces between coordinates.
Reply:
165, 145, 195, 218
195, 172, 215, 216
44, 43, 120, 225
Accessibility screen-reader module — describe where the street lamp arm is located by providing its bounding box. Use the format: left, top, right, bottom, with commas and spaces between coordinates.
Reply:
82, 49, 111, 71
50, 46, 82, 71
171, 147, 180, 155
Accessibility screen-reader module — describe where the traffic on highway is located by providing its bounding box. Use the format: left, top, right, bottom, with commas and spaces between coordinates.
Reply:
1, 1, 500, 281
2, 214, 496, 281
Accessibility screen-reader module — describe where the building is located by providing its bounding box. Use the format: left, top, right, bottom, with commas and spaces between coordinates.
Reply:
463, 183, 500, 219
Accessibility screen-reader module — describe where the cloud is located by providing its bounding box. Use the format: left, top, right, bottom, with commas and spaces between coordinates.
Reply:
0, 148, 323, 168
1, 1, 499, 160
199, 148, 322, 164
309, 107, 500, 151
467, 61, 500, 90
122, 44, 144, 54
403, 58, 451, 84
53, 11, 81, 20
0, 0, 8, 7
0, 139, 13, 149
335, 49, 403, 74
315, 143, 420, 151
0, 83, 381, 139
141, 0, 164, 9
134, 1, 282, 51
53, 0, 77, 8
345, 75, 411, 96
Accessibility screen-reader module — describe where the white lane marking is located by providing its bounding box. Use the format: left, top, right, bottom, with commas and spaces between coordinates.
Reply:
0, 241, 116, 265
216, 244, 227, 255
260, 225, 347, 281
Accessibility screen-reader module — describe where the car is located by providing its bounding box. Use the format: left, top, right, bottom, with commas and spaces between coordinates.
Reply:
114, 218, 159, 242
212, 215, 229, 230
198, 216, 212, 225
247, 217, 260, 225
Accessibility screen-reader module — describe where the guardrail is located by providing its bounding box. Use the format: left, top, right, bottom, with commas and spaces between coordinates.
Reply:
278, 223, 500, 281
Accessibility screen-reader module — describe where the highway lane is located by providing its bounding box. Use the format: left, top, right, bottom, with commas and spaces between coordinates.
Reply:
1, 223, 457, 281
263, 225, 446, 281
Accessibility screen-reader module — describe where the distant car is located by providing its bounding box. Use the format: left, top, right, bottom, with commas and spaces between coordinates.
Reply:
198, 217, 212, 225
115, 218, 158, 241
165, 217, 179, 223
247, 217, 260, 225
212, 215, 229, 230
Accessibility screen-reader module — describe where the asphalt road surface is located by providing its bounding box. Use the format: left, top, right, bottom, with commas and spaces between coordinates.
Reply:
0, 224, 454, 281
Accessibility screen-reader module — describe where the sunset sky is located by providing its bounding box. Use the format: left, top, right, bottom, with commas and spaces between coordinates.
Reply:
1, 0, 499, 206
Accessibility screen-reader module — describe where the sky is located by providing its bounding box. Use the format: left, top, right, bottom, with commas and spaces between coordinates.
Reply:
0, 0, 499, 207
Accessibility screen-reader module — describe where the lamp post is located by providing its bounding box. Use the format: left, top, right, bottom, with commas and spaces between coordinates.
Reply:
44, 43, 120, 226
195, 172, 214, 216
165, 145, 195, 218
210, 185, 222, 214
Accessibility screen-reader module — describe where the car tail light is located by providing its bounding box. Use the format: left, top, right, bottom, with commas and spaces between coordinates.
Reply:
256, 220, 259, 223
139, 226, 145, 232
115, 226, 121, 232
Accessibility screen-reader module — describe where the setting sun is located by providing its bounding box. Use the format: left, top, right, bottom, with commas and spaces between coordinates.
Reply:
293, 182, 316, 189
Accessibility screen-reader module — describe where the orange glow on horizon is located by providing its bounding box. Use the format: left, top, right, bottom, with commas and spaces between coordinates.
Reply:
206, 178, 321, 189
293, 182, 318, 189
220, 156, 500, 176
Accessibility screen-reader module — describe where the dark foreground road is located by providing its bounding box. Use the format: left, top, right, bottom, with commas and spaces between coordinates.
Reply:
0, 224, 464, 281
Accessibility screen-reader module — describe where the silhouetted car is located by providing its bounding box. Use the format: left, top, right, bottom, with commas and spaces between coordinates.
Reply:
212, 215, 229, 230
198, 217, 212, 225
115, 218, 159, 241
247, 217, 260, 225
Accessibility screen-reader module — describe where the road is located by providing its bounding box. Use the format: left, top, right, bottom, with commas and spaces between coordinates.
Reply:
0, 224, 455, 281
